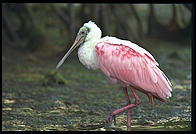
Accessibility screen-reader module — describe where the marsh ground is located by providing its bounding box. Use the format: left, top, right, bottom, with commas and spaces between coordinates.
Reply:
2, 39, 192, 131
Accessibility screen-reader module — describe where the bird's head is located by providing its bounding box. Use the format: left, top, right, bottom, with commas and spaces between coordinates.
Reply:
56, 20, 101, 69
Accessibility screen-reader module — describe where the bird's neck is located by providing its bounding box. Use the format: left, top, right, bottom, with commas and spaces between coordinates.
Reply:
78, 38, 100, 70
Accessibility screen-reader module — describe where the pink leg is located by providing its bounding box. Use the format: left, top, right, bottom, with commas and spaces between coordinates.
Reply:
123, 87, 131, 131
147, 93, 155, 106
106, 86, 141, 131
127, 108, 131, 131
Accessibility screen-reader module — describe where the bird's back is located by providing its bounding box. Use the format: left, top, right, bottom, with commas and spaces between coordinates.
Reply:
95, 36, 172, 101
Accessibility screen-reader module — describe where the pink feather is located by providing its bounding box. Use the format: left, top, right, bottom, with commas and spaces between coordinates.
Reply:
95, 37, 172, 101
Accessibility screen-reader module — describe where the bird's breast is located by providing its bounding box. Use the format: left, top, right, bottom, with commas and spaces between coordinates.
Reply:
78, 42, 100, 70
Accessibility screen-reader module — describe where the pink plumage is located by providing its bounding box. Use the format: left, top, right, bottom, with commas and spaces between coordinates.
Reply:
95, 36, 172, 102
56, 21, 173, 131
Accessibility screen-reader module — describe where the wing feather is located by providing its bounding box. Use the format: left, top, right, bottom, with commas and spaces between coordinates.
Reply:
96, 37, 172, 100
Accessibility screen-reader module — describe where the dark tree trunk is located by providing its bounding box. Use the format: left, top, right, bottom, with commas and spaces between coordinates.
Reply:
147, 4, 156, 36
147, 4, 191, 41
2, 3, 46, 52
130, 5, 143, 39
68, 4, 76, 41
109, 4, 138, 43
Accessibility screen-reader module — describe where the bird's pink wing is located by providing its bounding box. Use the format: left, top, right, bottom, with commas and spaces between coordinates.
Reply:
95, 37, 172, 101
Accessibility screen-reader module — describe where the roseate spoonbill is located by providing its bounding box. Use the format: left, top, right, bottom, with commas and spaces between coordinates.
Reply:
56, 21, 172, 131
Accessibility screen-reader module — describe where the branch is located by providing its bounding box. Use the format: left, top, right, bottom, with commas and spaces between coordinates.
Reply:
130, 5, 143, 38
68, 4, 76, 39
2, 4, 22, 46
184, 4, 192, 12
51, 4, 69, 25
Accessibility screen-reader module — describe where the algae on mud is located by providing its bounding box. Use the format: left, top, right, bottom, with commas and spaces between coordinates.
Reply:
2, 39, 192, 131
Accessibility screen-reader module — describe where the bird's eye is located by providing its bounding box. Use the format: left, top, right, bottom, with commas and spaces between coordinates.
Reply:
81, 31, 85, 34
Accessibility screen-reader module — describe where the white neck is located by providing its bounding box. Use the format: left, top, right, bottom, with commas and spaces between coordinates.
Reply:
77, 20, 102, 70
78, 38, 100, 70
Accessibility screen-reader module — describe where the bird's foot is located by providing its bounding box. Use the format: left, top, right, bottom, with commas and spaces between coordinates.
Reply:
105, 112, 116, 130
